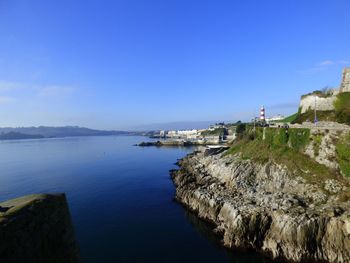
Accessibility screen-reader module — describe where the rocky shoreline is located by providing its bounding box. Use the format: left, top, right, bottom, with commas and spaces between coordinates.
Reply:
171, 149, 350, 263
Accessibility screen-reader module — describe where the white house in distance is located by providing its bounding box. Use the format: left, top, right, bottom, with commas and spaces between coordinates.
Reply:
165, 129, 199, 139
266, 114, 285, 123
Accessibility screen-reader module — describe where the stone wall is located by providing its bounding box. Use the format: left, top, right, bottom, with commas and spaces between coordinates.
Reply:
0, 193, 79, 263
291, 121, 350, 130
299, 94, 336, 113
299, 67, 350, 114
340, 68, 350, 93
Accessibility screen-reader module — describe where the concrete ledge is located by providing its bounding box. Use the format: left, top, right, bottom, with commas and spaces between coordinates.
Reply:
0, 193, 80, 263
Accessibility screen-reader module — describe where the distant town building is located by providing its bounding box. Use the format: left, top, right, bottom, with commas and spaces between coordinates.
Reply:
209, 122, 225, 130
159, 130, 166, 137
167, 130, 178, 137
165, 129, 199, 139
177, 129, 198, 136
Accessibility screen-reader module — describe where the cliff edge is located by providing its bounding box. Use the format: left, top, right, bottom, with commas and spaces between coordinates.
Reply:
171, 128, 350, 262
0, 193, 79, 263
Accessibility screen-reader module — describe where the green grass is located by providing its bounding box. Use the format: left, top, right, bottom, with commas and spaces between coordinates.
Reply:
224, 127, 345, 187
250, 127, 310, 151
225, 138, 338, 185
275, 113, 298, 123
311, 133, 323, 156
334, 92, 350, 125
289, 129, 310, 151
292, 110, 337, 124
336, 133, 350, 177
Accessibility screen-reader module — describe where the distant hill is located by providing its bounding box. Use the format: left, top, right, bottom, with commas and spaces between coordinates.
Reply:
0, 132, 44, 140
0, 126, 141, 139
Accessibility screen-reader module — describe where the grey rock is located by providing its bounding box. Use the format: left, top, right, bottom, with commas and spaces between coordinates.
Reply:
171, 149, 350, 262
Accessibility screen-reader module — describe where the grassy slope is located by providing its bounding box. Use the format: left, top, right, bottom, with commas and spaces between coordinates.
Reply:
275, 113, 298, 123
292, 110, 337, 124
336, 132, 350, 177
226, 128, 347, 189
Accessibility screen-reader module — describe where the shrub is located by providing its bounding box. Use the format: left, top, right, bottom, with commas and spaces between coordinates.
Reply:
293, 110, 337, 124
334, 92, 350, 124
236, 123, 246, 134
311, 134, 322, 156
336, 133, 350, 177
274, 129, 289, 146
289, 129, 310, 151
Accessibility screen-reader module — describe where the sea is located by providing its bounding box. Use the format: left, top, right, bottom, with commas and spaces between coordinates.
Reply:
0, 135, 272, 262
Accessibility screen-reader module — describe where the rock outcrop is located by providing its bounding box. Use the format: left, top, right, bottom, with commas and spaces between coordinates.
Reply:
0, 193, 79, 263
171, 149, 350, 262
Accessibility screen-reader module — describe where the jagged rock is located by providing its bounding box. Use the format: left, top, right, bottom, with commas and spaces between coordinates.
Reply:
304, 130, 341, 170
325, 179, 343, 194
171, 149, 350, 262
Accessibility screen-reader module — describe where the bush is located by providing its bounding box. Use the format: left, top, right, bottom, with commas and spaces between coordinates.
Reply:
293, 110, 337, 124
236, 123, 246, 134
274, 129, 289, 146
334, 92, 350, 124
289, 129, 310, 151
336, 133, 350, 177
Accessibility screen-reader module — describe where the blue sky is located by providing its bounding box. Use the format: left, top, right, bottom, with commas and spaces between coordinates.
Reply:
0, 0, 349, 130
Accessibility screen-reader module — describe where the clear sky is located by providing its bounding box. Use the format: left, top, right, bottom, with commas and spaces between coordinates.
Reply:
0, 0, 349, 130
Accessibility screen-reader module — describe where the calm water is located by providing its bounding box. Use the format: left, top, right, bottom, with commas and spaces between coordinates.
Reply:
0, 136, 272, 262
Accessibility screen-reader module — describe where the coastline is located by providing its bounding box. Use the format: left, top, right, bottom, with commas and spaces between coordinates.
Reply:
170, 148, 350, 263
137, 140, 227, 147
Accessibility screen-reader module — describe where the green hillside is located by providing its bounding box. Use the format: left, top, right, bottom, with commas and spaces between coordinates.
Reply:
274, 113, 298, 123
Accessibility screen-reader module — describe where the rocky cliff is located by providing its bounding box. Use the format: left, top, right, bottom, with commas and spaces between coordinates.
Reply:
0, 193, 79, 263
171, 148, 350, 262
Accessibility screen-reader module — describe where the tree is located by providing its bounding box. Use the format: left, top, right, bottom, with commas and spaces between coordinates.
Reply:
236, 123, 246, 134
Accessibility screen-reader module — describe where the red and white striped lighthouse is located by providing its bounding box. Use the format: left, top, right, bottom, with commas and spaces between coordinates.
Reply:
260, 105, 265, 121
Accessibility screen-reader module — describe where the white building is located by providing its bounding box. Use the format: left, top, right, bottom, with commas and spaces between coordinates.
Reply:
166, 130, 178, 137
266, 114, 285, 123
166, 129, 199, 139
159, 130, 166, 137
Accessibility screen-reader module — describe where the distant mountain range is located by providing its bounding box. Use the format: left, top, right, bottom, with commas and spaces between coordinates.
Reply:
0, 126, 148, 140
0, 132, 44, 140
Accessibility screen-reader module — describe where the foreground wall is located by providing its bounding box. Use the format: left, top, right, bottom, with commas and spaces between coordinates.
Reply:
0, 193, 79, 263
